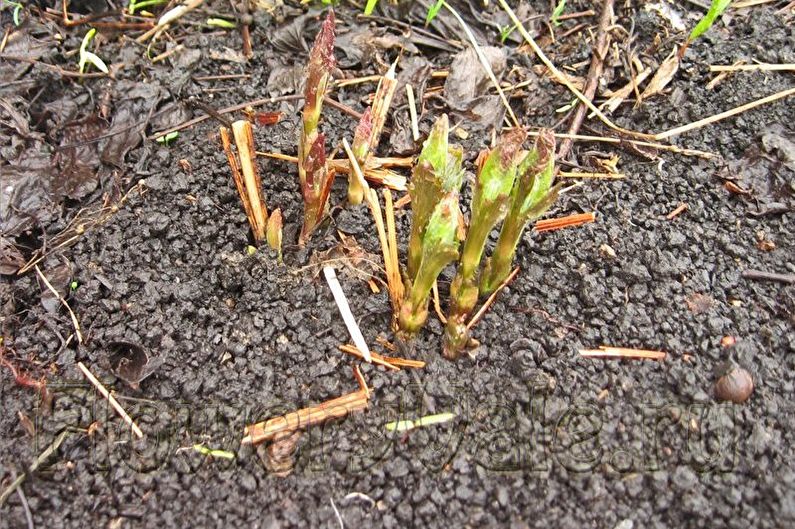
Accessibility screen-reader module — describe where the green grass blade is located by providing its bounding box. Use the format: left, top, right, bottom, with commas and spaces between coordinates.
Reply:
364, 0, 378, 15
688, 0, 731, 42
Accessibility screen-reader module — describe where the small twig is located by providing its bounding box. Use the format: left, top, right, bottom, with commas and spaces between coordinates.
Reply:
326, 97, 364, 121
733, 0, 779, 7
556, 9, 596, 20
77, 362, 144, 438
17, 486, 34, 529
466, 267, 520, 332
34, 265, 82, 344
352, 365, 369, 398
666, 203, 688, 220
151, 44, 184, 64
741, 269, 795, 285
558, 0, 615, 160
534, 212, 596, 233
339, 344, 425, 370
580, 346, 666, 360
136, 0, 204, 43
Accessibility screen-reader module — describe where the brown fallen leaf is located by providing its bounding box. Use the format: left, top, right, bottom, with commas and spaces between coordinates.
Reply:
639, 48, 680, 102
685, 293, 714, 315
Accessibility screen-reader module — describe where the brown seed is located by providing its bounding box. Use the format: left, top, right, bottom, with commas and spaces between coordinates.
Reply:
714, 367, 754, 404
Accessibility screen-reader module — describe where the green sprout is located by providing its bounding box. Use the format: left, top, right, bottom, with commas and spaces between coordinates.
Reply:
480, 129, 560, 295
444, 128, 526, 358
206, 18, 236, 29
385, 412, 456, 433
297, 9, 336, 244
499, 24, 517, 43
425, 0, 444, 24
3, 0, 22, 26
551, 0, 567, 26
128, 0, 168, 15
193, 444, 235, 460
69, 281, 79, 291
78, 29, 109, 74
155, 131, 178, 146
364, 0, 378, 15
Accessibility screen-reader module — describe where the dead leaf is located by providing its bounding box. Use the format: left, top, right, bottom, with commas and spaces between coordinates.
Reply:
639, 48, 680, 101
685, 293, 714, 315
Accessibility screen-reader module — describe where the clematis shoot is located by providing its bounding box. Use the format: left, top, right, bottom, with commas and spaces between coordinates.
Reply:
406, 115, 464, 281
480, 129, 560, 295
398, 194, 460, 338
444, 128, 526, 359
349, 61, 398, 204
298, 10, 336, 244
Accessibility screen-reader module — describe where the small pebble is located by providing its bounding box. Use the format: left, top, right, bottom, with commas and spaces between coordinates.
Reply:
599, 244, 616, 259
715, 366, 754, 403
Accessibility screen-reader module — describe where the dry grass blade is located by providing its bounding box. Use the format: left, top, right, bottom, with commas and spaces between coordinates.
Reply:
370, 190, 403, 319
534, 212, 596, 233
597, 66, 652, 114
242, 390, 369, 446
342, 138, 370, 197
432, 280, 446, 324
77, 362, 144, 438
654, 86, 795, 140
35, 265, 83, 344
383, 189, 405, 304
339, 344, 400, 371
559, 171, 625, 179
709, 63, 795, 73
525, 130, 718, 158
579, 346, 666, 360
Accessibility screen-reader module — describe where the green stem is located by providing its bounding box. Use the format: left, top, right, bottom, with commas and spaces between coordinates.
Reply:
481, 203, 524, 295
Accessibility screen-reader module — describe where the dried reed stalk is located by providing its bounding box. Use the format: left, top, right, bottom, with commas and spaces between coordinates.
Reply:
242, 390, 369, 446
221, 120, 268, 241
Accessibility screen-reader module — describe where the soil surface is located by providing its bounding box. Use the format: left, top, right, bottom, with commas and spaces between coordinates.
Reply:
2, 1, 794, 528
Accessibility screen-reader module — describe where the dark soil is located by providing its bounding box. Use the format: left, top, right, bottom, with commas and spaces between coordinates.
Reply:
2, 1, 794, 528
